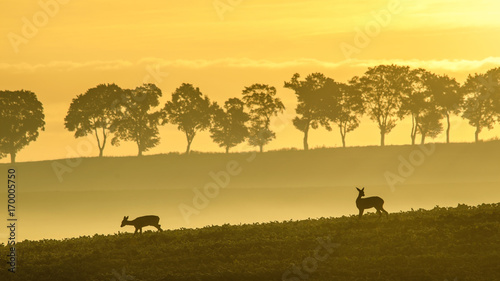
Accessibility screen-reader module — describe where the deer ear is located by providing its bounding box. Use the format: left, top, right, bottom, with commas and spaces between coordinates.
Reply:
356, 187, 360, 191
362, 187, 365, 191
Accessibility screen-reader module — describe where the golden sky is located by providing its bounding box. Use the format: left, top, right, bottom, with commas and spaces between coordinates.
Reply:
1, 0, 500, 162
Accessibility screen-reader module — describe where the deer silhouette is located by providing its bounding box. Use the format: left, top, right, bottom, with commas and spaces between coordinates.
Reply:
121, 215, 163, 234
355, 187, 388, 219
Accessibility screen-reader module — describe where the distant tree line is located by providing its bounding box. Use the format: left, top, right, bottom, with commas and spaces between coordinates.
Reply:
1, 65, 500, 162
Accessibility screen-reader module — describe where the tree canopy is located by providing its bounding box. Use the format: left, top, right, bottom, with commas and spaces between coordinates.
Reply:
326, 80, 365, 147
432, 74, 462, 143
0, 90, 45, 163
5, 65, 500, 163
461, 70, 499, 142
163, 83, 215, 154
64, 83, 123, 157
356, 65, 411, 146
210, 98, 249, 153
112, 84, 163, 156
242, 84, 285, 153
284, 73, 331, 150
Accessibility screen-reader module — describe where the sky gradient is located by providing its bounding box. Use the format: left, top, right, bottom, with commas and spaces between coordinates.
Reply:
1, 0, 500, 162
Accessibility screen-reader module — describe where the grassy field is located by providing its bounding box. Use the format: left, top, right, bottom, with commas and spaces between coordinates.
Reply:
1, 203, 499, 281
0, 142, 500, 241
1, 141, 500, 240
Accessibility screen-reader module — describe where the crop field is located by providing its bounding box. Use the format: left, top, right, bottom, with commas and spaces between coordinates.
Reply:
1, 203, 499, 281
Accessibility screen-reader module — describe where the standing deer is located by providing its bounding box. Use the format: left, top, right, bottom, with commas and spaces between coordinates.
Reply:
121, 215, 163, 234
355, 187, 388, 219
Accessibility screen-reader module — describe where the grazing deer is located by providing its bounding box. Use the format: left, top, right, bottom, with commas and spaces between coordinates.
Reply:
121, 215, 163, 234
355, 187, 388, 219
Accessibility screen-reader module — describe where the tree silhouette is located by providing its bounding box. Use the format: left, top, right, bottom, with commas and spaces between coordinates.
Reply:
210, 98, 249, 153
65, 84, 123, 157
0, 90, 45, 163
112, 84, 163, 156
163, 83, 214, 154
242, 84, 285, 153
326, 80, 365, 147
284, 73, 331, 150
432, 74, 462, 143
483, 67, 500, 122
356, 65, 411, 146
462, 69, 500, 142
418, 110, 443, 144
400, 68, 435, 145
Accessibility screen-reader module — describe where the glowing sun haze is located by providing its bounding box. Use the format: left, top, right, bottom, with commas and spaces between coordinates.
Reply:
1, 0, 500, 162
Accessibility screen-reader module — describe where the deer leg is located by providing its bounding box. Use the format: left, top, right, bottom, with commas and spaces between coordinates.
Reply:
139, 228, 142, 234
382, 208, 389, 218
376, 209, 382, 220
134, 228, 138, 235
358, 209, 364, 219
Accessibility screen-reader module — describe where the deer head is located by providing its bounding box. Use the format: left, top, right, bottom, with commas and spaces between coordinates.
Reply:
121, 216, 129, 227
356, 187, 365, 197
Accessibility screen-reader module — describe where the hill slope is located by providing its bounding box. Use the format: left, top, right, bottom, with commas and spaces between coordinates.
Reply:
1, 141, 500, 241
4, 141, 500, 192
2, 203, 500, 281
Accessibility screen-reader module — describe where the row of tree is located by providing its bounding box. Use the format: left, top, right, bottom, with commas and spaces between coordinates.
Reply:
1, 65, 500, 162
63, 82, 284, 156
287, 66, 500, 150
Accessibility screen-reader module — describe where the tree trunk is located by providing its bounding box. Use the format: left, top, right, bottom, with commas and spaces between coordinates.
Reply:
475, 125, 480, 143
259, 145, 263, 153
225, 146, 229, 154
185, 132, 194, 154
420, 133, 426, 145
10, 152, 16, 164
411, 115, 417, 145
339, 126, 346, 148
137, 142, 143, 156
380, 130, 385, 146
446, 113, 451, 144
303, 126, 309, 151
100, 127, 107, 157
94, 126, 106, 158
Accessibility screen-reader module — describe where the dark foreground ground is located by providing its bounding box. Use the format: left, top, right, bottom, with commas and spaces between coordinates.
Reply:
1, 203, 499, 281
